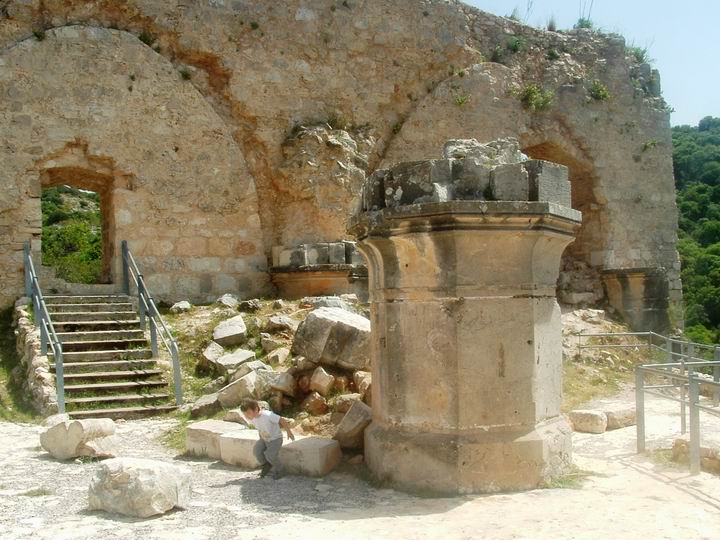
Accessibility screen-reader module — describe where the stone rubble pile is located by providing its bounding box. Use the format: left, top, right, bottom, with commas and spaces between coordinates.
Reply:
190, 296, 373, 439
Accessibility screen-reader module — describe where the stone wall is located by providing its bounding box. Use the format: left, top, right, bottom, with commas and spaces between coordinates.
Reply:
0, 0, 680, 323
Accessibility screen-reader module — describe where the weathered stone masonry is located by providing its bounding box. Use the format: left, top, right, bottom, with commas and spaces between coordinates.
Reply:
0, 0, 680, 328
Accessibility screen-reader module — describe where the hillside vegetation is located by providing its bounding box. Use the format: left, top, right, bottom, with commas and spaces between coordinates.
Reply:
41, 186, 102, 284
673, 116, 720, 342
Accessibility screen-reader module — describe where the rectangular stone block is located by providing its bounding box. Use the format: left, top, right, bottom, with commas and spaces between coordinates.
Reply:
523, 160, 571, 207
452, 158, 491, 199
344, 241, 364, 265
327, 242, 346, 264
219, 430, 262, 468
384, 159, 453, 207
271, 246, 283, 267
490, 162, 529, 201
279, 436, 342, 477
306, 243, 329, 265
186, 420, 245, 459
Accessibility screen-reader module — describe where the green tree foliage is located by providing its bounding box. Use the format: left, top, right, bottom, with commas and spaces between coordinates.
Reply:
41, 186, 102, 284
673, 117, 720, 341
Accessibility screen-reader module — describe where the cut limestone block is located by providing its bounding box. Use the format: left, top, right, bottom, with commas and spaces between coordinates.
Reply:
331, 393, 362, 413
211, 349, 255, 376
279, 436, 342, 477
310, 366, 335, 396
605, 406, 636, 430
353, 371, 372, 396
212, 315, 247, 347
170, 301, 192, 313
216, 294, 239, 309
89, 458, 192, 518
334, 400, 372, 449
230, 360, 271, 382
40, 418, 117, 460
218, 371, 260, 408
186, 420, 245, 459
219, 430, 262, 469
567, 410, 607, 434
190, 393, 222, 418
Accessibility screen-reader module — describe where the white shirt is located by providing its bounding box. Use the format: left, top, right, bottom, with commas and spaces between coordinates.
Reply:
251, 410, 282, 441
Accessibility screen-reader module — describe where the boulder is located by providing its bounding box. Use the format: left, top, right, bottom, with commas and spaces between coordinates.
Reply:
568, 410, 608, 434
261, 333, 286, 353
297, 374, 311, 393
186, 419, 245, 459
263, 315, 300, 334
272, 299, 286, 309
190, 392, 222, 418
267, 347, 291, 365
331, 393, 362, 413
605, 406, 636, 430
238, 299, 262, 312
269, 372, 297, 397
170, 300, 192, 313
310, 366, 335, 396
219, 430, 262, 468
88, 458, 192, 518
291, 308, 370, 369
218, 371, 260, 408
279, 437, 342, 477
301, 391, 329, 416
211, 349, 255, 376
353, 371, 372, 396
230, 360, 272, 383
201, 376, 226, 393
201, 341, 225, 366
40, 418, 117, 460
212, 315, 247, 347
299, 296, 351, 311
216, 293, 239, 309
334, 400, 372, 449
288, 356, 318, 374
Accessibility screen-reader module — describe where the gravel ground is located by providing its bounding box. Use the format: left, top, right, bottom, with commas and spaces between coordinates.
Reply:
1, 394, 720, 540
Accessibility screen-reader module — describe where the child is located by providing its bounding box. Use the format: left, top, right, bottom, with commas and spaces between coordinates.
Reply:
240, 399, 295, 479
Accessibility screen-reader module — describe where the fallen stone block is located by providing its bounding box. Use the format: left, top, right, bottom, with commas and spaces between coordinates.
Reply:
302, 391, 329, 415
261, 333, 286, 353
267, 347, 290, 365
219, 430, 262, 469
212, 315, 247, 347
331, 393, 363, 413
218, 371, 260, 408
186, 420, 245, 459
672, 437, 720, 474
230, 360, 271, 382
201, 341, 225, 366
279, 437, 342, 477
270, 371, 297, 397
190, 392, 222, 418
170, 300, 192, 313
310, 366, 335, 396
568, 410, 607, 434
211, 349, 255, 376
40, 418, 117, 460
334, 400, 372, 449
216, 293, 239, 309
238, 299, 262, 312
263, 315, 300, 334
88, 458, 192, 518
291, 307, 370, 368
353, 370, 372, 396
605, 406, 636, 430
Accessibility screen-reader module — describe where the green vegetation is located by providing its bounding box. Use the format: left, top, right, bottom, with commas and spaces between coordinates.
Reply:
629, 45, 651, 64
179, 67, 191, 80
673, 117, 720, 342
574, 17, 594, 29
138, 31, 154, 46
0, 307, 39, 423
32, 29, 46, 41
506, 37, 525, 54
546, 48, 560, 61
41, 186, 102, 284
454, 93, 470, 107
540, 465, 594, 489
588, 80, 611, 101
517, 84, 554, 112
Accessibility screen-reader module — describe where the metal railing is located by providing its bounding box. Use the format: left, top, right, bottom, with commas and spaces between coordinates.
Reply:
578, 331, 720, 474
121, 241, 183, 405
23, 241, 65, 413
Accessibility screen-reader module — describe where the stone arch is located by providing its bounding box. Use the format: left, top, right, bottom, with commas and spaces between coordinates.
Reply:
0, 26, 268, 305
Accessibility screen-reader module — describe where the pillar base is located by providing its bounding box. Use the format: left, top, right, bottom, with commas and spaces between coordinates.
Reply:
364, 417, 572, 495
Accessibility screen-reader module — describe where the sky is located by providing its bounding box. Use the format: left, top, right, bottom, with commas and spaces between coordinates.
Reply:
467, 0, 719, 126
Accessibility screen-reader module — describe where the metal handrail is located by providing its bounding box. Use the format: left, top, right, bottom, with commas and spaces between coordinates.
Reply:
578, 330, 720, 474
23, 242, 65, 413
121, 241, 183, 405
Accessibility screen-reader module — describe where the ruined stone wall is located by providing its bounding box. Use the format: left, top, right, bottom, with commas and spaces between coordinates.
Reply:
0, 0, 680, 319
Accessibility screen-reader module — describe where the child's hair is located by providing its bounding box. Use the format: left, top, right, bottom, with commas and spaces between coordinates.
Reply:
240, 399, 260, 412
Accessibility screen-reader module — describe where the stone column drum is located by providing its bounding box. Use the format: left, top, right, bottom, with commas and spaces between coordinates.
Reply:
348, 139, 582, 494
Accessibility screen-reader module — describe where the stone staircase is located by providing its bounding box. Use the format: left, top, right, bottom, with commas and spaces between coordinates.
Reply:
45, 294, 177, 419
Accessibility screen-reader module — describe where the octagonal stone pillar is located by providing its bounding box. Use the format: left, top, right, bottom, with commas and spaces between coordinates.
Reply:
348, 138, 582, 494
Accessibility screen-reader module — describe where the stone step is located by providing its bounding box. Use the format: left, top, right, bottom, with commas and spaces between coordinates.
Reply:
50, 349, 153, 362
56, 329, 145, 343
57, 359, 158, 372
66, 393, 170, 405
64, 380, 168, 393
68, 405, 177, 419
62, 370, 164, 382
47, 303, 134, 313
59, 339, 148, 352
44, 295, 132, 305
53, 320, 142, 332
50, 311, 139, 322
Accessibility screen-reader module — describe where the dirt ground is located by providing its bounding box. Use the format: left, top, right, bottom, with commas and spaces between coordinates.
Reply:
1, 391, 719, 540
